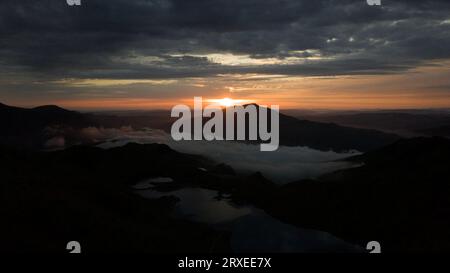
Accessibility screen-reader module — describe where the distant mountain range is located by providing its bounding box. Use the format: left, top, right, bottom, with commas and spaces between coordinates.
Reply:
0, 103, 93, 148
0, 103, 88, 128
0, 102, 400, 152
1, 101, 450, 252
284, 109, 450, 137
276, 110, 399, 152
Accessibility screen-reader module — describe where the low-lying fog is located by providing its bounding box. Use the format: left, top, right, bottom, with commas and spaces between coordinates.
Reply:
53, 127, 360, 184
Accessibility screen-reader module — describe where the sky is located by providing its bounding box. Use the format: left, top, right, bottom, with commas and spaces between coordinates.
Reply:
0, 0, 450, 110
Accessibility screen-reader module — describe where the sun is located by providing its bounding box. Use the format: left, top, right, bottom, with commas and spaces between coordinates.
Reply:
218, 98, 235, 107
206, 97, 255, 108
208, 97, 251, 107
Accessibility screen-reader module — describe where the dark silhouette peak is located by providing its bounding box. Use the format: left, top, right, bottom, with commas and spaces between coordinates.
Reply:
32, 105, 69, 112
0, 103, 73, 114
242, 103, 279, 111
0, 102, 14, 108
0, 102, 24, 111
242, 103, 260, 108
0, 103, 71, 113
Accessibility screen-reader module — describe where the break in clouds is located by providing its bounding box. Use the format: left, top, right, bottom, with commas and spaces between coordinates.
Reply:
60, 127, 360, 183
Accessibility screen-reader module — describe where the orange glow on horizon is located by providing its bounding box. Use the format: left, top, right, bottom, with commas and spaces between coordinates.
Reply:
4, 62, 450, 111
26, 93, 449, 111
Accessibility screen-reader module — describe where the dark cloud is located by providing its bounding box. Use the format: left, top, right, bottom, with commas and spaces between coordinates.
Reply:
0, 0, 449, 82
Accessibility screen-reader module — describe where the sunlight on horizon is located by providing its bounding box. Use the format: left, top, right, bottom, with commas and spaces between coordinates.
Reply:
206, 98, 254, 107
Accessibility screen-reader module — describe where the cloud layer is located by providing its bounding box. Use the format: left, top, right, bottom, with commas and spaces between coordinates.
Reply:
95, 128, 359, 183
1, 0, 450, 79
1, 0, 449, 107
